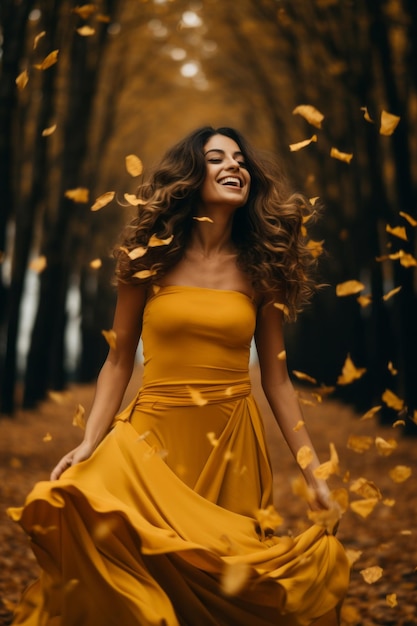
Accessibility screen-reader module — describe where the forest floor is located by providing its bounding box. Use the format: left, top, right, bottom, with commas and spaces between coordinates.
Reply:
0, 365, 416, 626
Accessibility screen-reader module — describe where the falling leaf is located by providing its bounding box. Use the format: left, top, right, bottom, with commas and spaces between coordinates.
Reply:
42, 124, 57, 136
293, 420, 305, 432
360, 405, 382, 420
313, 443, 340, 479
382, 286, 402, 302
351, 498, 379, 518
193, 216, 214, 223
308, 507, 341, 534
306, 239, 324, 257
330, 147, 353, 163
386, 224, 407, 241
91, 191, 115, 211
297, 445, 313, 469
77, 26, 96, 36
345, 548, 362, 566
336, 280, 365, 296
187, 386, 207, 406
148, 234, 174, 247
277, 350, 286, 360
375, 436, 397, 457
399, 529, 412, 536
383, 498, 395, 507
273, 302, 289, 317
387, 361, 398, 375
292, 370, 317, 384
43, 432, 52, 442
31, 524, 57, 535
289, 135, 318, 152
386, 594, 397, 608
33, 31, 46, 50
101, 329, 117, 350
337, 354, 366, 385
65, 187, 89, 203
292, 475, 315, 503
33, 49, 59, 70
389, 465, 411, 483
125, 154, 143, 177
330, 488, 349, 513
392, 419, 405, 428
16, 70, 29, 90
221, 561, 251, 596
292, 104, 324, 128
124, 193, 147, 206
349, 477, 382, 500
128, 246, 147, 260
398, 253, 417, 268
89, 258, 102, 269
29, 255, 47, 273
96, 14, 111, 23
357, 294, 372, 307
132, 268, 158, 280
360, 566, 383, 584
360, 106, 374, 123
72, 404, 86, 429
347, 435, 373, 453
73, 4, 97, 19
382, 389, 404, 411
380, 110, 400, 136
399, 211, 417, 227
254, 505, 284, 532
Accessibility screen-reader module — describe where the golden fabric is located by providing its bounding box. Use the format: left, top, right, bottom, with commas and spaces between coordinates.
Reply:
8, 286, 350, 625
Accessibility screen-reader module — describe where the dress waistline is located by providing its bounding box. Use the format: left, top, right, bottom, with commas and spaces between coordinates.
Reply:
136, 381, 252, 407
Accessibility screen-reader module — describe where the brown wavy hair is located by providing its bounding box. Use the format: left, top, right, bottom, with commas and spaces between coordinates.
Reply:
114, 126, 320, 320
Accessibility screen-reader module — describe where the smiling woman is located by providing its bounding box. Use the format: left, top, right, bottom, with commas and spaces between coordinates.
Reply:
8, 126, 350, 626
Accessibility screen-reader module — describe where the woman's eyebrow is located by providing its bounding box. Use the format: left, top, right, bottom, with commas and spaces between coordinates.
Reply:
204, 148, 245, 158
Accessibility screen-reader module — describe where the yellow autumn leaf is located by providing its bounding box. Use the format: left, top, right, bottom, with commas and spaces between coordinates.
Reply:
33, 49, 59, 70
148, 234, 174, 247
277, 350, 286, 360
72, 404, 86, 429
399, 253, 417, 268
128, 246, 147, 260
330, 147, 353, 163
399, 211, 417, 227
73, 4, 97, 19
308, 506, 341, 534
361, 566, 384, 585
125, 154, 143, 177
292, 370, 317, 384
289, 135, 318, 152
132, 269, 158, 280
77, 26, 96, 36
254, 505, 284, 532
293, 420, 305, 432
29, 255, 47, 273
357, 294, 372, 307
313, 443, 340, 480
380, 110, 400, 136
89, 258, 102, 269
43, 432, 52, 442
65, 187, 89, 203
306, 239, 324, 257
360, 405, 382, 420
387, 361, 398, 375
16, 70, 29, 90
193, 216, 214, 223
389, 465, 412, 483
291, 475, 315, 503
336, 279, 365, 296
187, 386, 207, 406
345, 548, 362, 566
375, 436, 397, 457
292, 104, 324, 128
392, 419, 405, 428
383, 498, 395, 507
337, 354, 366, 385
221, 561, 251, 596
91, 191, 115, 211
350, 498, 379, 518
330, 488, 349, 513
101, 329, 117, 350
382, 388, 404, 410
386, 224, 407, 241
386, 594, 397, 608
297, 445, 313, 469
347, 435, 373, 453
382, 286, 402, 301
273, 302, 289, 317
309, 196, 320, 206
360, 106, 374, 123
33, 31, 46, 50
124, 193, 146, 206
42, 124, 57, 137
349, 477, 382, 500
206, 432, 219, 447
97, 14, 111, 23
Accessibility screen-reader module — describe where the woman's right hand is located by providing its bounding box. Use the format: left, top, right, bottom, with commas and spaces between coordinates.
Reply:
50, 440, 95, 481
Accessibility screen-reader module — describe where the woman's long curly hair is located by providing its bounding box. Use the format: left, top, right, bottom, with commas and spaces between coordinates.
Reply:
114, 126, 320, 320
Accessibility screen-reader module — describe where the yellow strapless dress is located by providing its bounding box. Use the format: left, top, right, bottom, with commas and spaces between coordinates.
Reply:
8, 286, 350, 625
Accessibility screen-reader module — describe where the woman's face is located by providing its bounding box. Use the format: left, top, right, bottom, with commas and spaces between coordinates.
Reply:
199, 134, 251, 211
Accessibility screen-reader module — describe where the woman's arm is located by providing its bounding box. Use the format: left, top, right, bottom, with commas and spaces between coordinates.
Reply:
254, 300, 332, 510
50, 282, 147, 479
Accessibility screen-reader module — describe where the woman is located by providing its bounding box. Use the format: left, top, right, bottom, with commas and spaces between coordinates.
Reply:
9, 127, 349, 625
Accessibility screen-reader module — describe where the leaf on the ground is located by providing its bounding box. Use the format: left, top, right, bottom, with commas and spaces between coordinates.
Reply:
72, 404, 86, 429
347, 435, 373, 453
330, 147, 353, 163
65, 187, 89, 203
360, 566, 383, 584
289, 135, 317, 151
336, 280, 365, 296
292, 105, 324, 128
382, 389, 404, 411
125, 154, 143, 177
380, 110, 400, 136
360, 405, 382, 420
101, 329, 117, 350
389, 465, 412, 483
16, 70, 29, 90
33, 49, 59, 70
297, 445, 313, 469
386, 224, 407, 241
337, 354, 366, 385
91, 191, 115, 211
386, 593, 398, 608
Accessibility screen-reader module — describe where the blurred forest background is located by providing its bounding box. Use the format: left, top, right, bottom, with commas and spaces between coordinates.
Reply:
0, 0, 416, 433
